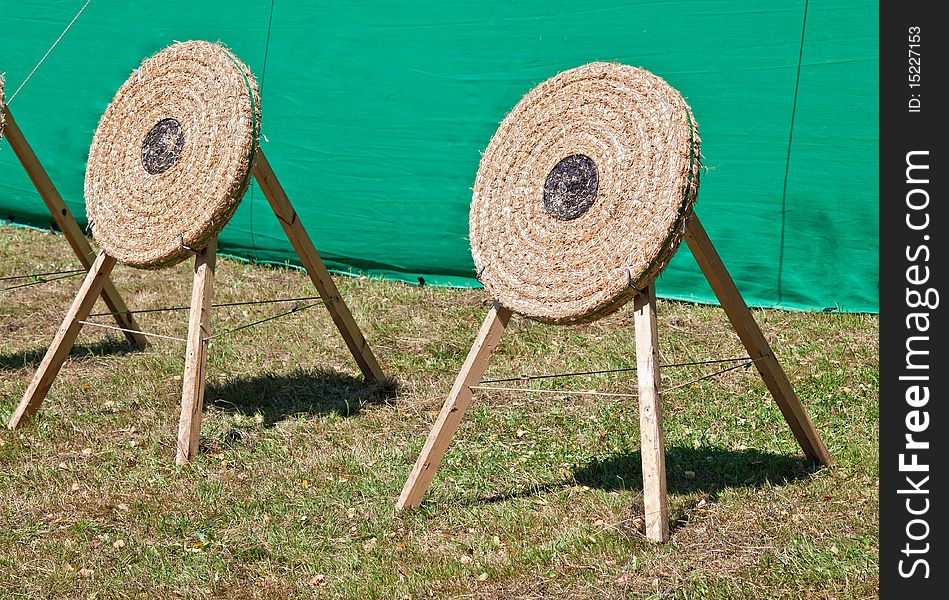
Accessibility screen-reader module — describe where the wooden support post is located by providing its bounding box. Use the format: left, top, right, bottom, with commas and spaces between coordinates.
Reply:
252, 149, 384, 382
684, 214, 832, 465
8, 251, 117, 429
633, 285, 670, 542
397, 301, 512, 510
1, 106, 146, 347
175, 238, 218, 465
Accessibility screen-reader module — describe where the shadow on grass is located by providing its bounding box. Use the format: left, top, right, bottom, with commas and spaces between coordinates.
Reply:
574, 445, 817, 494
475, 446, 818, 505
0, 337, 141, 371
206, 367, 398, 427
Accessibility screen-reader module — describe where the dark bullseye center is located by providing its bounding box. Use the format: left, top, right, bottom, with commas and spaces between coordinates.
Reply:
141, 118, 185, 175
543, 154, 598, 221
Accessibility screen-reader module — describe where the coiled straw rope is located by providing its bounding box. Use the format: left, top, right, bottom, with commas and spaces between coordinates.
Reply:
85, 40, 261, 269
470, 62, 701, 324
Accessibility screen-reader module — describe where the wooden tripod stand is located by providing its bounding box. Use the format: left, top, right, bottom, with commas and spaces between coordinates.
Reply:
396, 213, 832, 542
1, 104, 146, 346
7, 148, 385, 465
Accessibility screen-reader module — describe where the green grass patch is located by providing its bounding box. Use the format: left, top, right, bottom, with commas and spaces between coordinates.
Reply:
0, 226, 878, 598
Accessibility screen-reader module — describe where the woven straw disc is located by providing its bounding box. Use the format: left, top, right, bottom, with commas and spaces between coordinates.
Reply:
85, 41, 260, 269
470, 62, 700, 324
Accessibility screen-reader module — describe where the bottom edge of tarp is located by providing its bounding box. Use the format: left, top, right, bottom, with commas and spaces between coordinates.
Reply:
1, 222, 879, 315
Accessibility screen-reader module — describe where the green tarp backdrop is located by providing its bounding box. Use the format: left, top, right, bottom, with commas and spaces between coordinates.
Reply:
1, 1, 878, 312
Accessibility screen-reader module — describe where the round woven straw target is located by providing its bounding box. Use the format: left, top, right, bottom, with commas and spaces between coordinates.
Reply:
470, 62, 701, 324
85, 41, 260, 269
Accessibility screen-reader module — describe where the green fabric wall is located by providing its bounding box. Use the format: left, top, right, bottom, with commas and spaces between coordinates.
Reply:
0, 1, 878, 312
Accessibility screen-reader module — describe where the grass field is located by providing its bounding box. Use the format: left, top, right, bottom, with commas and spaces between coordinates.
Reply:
0, 226, 878, 599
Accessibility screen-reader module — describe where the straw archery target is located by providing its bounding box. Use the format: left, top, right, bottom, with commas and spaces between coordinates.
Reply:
470, 62, 700, 324
85, 41, 261, 269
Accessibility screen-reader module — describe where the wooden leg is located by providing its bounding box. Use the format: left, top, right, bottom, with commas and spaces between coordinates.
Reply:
684, 213, 832, 465
175, 238, 217, 465
8, 251, 117, 429
252, 149, 384, 382
633, 285, 670, 542
2, 106, 146, 347
397, 302, 512, 510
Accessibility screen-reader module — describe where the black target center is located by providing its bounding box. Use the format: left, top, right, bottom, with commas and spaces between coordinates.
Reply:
543, 154, 598, 220
141, 118, 185, 175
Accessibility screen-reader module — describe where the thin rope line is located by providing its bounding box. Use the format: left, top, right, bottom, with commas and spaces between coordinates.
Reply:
78, 320, 186, 343
662, 357, 765, 394
664, 356, 754, 369
8, 0, 93, 103
777, 0, 809, 303
205, 301, 320, 341
470, 386, 639, 399
89, 305, 189, 317
481, 367, 639, 384
0, 268, 85, 282
87, 295, 323, 318
247, 0, 276, 261
479, 356, 752, 384
3, 271, 83, 291
471, 357, 768, 399
260, 0, 276, 94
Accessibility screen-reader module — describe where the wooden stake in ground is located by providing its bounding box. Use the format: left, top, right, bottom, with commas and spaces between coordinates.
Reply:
176, 237, 217, 465
397, 301, 512, 510
1, 105, 145, 346
253, 149, 383, 382
633, 285, 669, 542
8, 251, 116, 429
172, 152, 387, 461
683, 214, 832, 466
